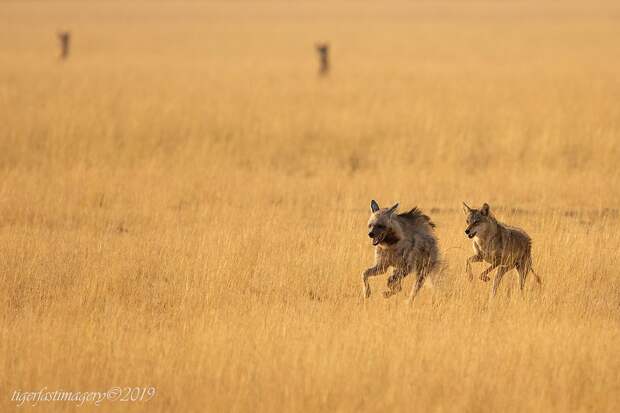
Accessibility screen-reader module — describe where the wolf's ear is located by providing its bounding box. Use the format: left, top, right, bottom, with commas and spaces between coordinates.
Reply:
386, 203, 399, 216
370, 200, 380, 213
462, 202, 472, 215
481, 203, 490, 216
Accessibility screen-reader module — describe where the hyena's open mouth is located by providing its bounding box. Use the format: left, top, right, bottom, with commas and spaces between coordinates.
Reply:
372, 233, 386, 246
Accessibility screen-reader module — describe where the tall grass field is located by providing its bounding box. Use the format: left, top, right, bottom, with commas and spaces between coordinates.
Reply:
1, 1, 619, 412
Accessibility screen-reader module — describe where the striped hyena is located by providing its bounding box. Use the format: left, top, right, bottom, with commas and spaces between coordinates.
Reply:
363, 200, 439, 302
463, 202, 541, 296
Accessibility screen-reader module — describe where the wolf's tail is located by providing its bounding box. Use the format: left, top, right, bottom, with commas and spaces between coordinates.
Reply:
525, 255, 542, 285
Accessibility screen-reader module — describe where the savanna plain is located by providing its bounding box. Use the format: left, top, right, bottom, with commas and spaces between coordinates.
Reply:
1, 1, 619, 412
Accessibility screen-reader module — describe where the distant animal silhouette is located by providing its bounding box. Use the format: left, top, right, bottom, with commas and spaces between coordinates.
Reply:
315, 43, 329, 76
58, 31, 71, 60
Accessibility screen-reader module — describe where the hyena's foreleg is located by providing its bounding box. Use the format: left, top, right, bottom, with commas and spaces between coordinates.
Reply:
362, 265, 387, 298
478, 263, 498, 282
383, 268, 408, 298
466, 254, 483, 281
491, 265, 510, 297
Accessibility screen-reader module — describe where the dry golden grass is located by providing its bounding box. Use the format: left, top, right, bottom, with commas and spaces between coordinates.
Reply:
1, 1, 619, 412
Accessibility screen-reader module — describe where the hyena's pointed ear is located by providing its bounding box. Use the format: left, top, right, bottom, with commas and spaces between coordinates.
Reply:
462, 202, 472, 215
481, 203, 490, 216
370, 200, 380, 213
386, 203, 399, 216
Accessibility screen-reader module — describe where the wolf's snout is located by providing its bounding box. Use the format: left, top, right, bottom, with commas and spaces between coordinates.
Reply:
368, 232, 375, 238
465, 229, 470, 235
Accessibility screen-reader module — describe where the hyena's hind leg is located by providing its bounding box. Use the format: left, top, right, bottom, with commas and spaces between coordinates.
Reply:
408, 271, 428, 303
409, 247, 439, 303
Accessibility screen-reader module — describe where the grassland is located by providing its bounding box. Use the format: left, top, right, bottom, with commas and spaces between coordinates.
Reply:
1, 1, 619, 412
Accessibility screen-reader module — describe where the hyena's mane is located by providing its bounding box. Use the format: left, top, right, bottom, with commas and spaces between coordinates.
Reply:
398, 207, 436, 229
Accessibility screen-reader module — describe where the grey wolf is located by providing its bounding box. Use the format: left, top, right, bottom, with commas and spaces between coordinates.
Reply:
463, 202, 541, 296
362, 200, 439, 302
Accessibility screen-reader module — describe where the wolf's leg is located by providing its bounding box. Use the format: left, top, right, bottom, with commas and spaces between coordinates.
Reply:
408, 271, 427, 303
466, 254, 483, 281
516, 263, 528, 292
479, 264, 498, 282
491, 266, 509, 297
362, 266, 386, 298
